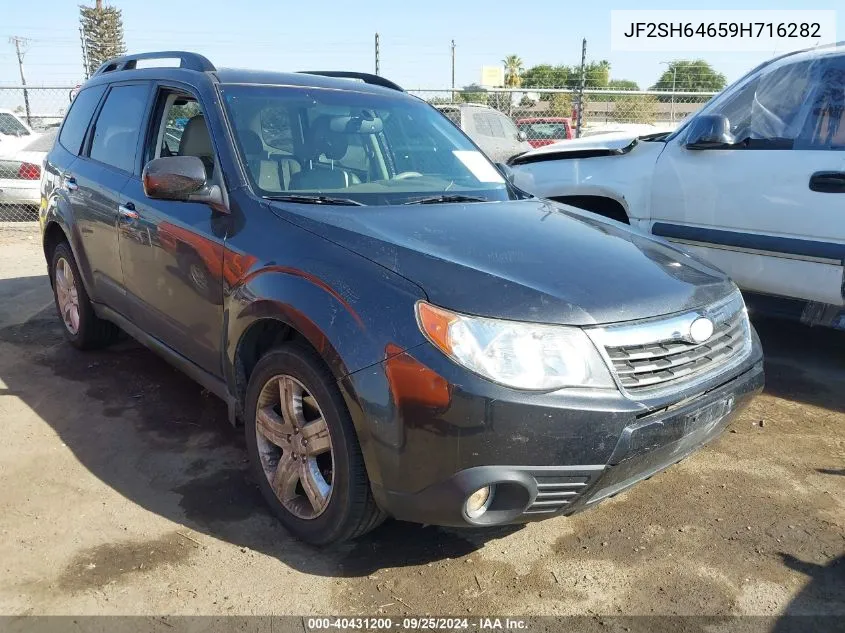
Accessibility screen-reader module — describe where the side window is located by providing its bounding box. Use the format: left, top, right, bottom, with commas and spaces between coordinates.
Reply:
486, 113, 506, 138
472, 112, 493, 137
499, 114, 520, 139
148, 91, 215, 178
153, 96, 202, 157
58, 85, 106, 155
799, 60, 845, 149
710, 60, 814, 144
89, 84, 149, 172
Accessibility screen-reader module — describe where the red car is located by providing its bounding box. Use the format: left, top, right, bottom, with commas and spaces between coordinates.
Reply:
515, 117, 573, 148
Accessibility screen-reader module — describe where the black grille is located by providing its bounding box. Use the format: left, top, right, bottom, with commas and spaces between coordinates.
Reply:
524, 475, 590, 514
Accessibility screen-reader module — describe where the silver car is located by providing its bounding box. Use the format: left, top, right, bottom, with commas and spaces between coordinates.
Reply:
435, 103, 532, 164
0, 129, 56, 215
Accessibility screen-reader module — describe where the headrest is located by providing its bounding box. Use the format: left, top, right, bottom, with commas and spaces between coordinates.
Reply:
179, 115, 212, 157
309, 116, 348, 161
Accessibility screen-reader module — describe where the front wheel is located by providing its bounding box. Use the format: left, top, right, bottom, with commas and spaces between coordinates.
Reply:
244, 345, 385, 544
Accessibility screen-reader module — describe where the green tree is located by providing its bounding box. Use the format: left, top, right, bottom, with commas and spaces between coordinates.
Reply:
457, 83, 488, 105
583, 60, 610, 88
502, 54, 524, 88
611, 94, 658, 124
521, 64, 571, 90
608, 79, 640, 91
548, 92, 573, 118
650, 60, 727, 93
80, 0, 127, 78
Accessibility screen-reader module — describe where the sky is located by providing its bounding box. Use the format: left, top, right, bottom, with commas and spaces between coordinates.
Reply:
0, 0, 842, 92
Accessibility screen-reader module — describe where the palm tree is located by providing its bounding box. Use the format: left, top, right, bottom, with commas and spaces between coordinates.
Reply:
502, 55, 524, 88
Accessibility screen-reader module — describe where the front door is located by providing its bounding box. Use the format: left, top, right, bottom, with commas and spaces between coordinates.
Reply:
650, 55, 845, 307
118, 85, 227, 375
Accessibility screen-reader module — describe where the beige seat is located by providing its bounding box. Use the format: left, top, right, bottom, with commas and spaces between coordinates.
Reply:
178, 115, 215, 178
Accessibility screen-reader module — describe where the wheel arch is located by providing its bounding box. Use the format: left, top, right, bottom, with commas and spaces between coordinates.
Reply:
41, 196, 96, 298
230, 310, 347, 415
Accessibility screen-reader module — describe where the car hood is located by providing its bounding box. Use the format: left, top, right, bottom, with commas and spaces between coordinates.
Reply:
270, 198, 734, 326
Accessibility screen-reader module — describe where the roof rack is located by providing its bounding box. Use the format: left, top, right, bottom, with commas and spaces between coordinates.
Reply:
297, 71, 403, 92
92, 51, 216, 76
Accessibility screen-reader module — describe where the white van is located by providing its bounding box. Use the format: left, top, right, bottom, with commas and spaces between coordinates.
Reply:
509, 45, 845, 329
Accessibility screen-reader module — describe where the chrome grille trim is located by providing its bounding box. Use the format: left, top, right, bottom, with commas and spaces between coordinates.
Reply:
587, 291, 752, 398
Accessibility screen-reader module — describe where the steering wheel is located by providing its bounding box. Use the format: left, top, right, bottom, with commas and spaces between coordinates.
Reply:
394, 171, 424, 180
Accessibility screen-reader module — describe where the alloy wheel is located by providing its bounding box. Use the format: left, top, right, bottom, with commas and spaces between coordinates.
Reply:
254, 374, 334, 519
55, 257, 80, 335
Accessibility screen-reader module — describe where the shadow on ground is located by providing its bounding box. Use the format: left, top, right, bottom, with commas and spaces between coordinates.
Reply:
752, 316, 845, 414
0, 276, 519, 578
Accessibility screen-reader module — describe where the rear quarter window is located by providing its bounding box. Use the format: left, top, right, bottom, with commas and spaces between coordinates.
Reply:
59, 85, 106, 155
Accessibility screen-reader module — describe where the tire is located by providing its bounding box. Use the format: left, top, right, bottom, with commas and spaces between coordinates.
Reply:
50, 241, 120, 350
244, 344, 385, 545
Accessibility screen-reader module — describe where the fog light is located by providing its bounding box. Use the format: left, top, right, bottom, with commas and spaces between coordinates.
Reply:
465, 486, 493, 519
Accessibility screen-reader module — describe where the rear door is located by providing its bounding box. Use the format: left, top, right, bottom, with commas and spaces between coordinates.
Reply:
61, 82, 151, 313
650, 54, 845, 307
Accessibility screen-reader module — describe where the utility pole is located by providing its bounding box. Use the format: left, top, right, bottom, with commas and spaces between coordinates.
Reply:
374, 33, 380, 76
9, 36, 32, 126
451, 39, 456, 101
79, 26, 91, 80
576, 38, 586, 138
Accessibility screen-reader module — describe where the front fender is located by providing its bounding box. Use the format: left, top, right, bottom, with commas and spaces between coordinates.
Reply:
510, 142, 665, 221
223, 261, 427, 394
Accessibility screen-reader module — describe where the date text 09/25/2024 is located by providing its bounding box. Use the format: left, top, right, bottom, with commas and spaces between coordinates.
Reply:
306, 618, 528, 630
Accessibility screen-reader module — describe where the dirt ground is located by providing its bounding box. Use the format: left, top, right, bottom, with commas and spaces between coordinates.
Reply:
0, 224, 842, 619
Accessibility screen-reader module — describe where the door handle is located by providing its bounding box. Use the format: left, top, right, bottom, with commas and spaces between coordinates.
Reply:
118, 202, 139, 220
63, 175, 78, 192
809, 171, 845, 193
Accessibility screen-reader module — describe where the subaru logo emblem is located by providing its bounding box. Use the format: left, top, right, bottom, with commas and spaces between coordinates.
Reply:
689, 317, 714, 344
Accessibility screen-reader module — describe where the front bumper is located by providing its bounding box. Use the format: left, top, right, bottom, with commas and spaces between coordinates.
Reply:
345, 339, 764, 527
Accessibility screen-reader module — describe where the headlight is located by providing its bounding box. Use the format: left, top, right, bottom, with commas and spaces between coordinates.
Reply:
416, 301, 614, 390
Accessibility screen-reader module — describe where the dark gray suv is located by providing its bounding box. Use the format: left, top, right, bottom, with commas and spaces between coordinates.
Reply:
40, 52, 764, 545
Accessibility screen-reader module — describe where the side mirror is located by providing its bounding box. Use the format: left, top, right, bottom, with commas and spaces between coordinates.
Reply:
142, 156, 227, 212
685, 114, 734, 150
517, 130, 528, 142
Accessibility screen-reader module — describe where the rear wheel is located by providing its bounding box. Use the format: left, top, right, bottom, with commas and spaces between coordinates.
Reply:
244, 345, 385, 544
50, 242, 119, 349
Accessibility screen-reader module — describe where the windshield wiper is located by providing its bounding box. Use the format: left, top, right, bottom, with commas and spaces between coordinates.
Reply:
404, 194, 489, 205
263, 194, 365, 206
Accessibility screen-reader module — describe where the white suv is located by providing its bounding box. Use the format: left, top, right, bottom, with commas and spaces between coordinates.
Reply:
509, 44, 845, 330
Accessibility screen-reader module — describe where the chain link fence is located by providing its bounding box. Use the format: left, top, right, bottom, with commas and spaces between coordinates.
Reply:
1, 87, 73, 223
0, 85, 716, 224
409, 88, 716, 143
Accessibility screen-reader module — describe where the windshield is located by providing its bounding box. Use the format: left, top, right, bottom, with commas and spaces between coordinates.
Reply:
220, 85, 513, 205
